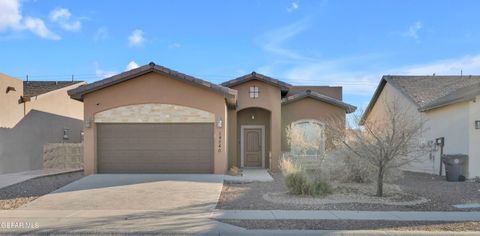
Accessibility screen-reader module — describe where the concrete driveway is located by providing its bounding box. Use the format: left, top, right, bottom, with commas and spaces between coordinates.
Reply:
0, 174, 244, 235
22, 174, 223, 211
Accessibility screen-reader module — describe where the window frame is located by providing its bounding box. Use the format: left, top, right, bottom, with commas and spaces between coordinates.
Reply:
290, 119, 326, 157
249, 86, 260, 99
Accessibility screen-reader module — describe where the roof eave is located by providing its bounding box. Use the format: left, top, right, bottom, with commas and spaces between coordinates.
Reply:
282, 93, 357, 113
359, 77, 389, 125
68, 63, 238, 105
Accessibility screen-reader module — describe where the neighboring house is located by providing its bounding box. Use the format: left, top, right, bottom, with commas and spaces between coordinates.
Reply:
68, 62, 356, 175
0, 73, 85, 174
361, 75, 480, 178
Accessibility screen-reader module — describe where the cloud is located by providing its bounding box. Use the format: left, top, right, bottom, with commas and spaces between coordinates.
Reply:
402, 21, 423, 40
0, 0, 60, 40
168, 42, 181, 49
94, 62, 117, 78
49, 8, 81, 32
0, 0, 22, 31
257, 17, 311, 61
23, 17, 60, 40
128, 29, 145, 46
287, 1, 300, 12
93, 27, 108, 41
399, 54, 480, 75
278, 54, 480, 97
126, 61, 139, 71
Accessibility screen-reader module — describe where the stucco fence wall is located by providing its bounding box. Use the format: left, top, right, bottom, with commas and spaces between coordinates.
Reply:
43, 143, 84, 169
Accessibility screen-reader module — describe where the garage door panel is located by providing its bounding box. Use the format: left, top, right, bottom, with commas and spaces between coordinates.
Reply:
97, 123, 214, 173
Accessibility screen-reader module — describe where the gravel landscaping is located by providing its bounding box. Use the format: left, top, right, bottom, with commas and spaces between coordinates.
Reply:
218, 219, 480, 231
0, 171, 83, 210
217, 171, 480, 211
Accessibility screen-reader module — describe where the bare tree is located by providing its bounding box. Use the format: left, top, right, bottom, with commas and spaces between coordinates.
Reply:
328, 97, 427, 197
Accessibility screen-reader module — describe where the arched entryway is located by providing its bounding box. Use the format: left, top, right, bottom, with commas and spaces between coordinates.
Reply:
237, 107, 271, 168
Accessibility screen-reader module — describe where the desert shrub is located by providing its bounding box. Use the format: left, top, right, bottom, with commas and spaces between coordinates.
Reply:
228, 166, 239, 176
284, 171, 309, 195
321, 148, 403, 184
281, 157, 333, 196
279, 157, 302, 175
308, 180, 333, 196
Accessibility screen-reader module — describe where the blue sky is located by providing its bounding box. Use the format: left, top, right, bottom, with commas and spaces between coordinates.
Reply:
1, 0, 480, 109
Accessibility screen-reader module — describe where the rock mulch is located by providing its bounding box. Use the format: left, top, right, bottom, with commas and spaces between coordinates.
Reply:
217, 171, 480, 211
218, 219, 480, 231
0, 171, 83, 210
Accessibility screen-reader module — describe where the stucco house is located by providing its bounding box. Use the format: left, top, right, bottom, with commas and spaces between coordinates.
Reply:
68, 62, 356, 175
361, 75, 480, 178
0, 73, 84, 174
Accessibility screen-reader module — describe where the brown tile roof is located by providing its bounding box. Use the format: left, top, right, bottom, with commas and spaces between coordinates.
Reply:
68, 62, 238, 108
23, 81, 83, 97
361, 75, 480, 124
282, 90, 357, 113
221, 72, 292, 91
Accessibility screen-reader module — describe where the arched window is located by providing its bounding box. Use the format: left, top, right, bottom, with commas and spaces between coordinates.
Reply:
289, 119, 325, 158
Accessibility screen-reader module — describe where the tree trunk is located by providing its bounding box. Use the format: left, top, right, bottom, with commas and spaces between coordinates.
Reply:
376, 166, 384, 197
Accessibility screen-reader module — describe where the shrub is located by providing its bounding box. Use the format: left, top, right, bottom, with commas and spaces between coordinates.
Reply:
279, 157, 301, 176
308, 180, 333, 196
282, 157, 333, 196
284, 171, 309, 195
228, 166, 239, 176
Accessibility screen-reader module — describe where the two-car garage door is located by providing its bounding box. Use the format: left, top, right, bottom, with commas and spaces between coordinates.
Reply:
97, 123, 214, 173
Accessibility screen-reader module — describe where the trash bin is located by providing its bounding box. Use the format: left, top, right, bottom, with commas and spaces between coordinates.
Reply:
442, 154, 467, 182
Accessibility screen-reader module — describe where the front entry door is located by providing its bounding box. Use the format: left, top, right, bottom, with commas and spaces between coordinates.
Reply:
244, 128, 263, 167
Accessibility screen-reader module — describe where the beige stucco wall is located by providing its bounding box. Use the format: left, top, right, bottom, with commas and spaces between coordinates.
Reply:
0, 74, 24, 128
25, 83, 84, 121
468, 96, 480, 178
366, 83, 478, 177
281, 97, 346, 152
82, 72, 228, 175
229, 80, 282, 171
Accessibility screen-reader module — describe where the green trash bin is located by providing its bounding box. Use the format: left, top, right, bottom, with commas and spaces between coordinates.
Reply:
442, 154, 467, 182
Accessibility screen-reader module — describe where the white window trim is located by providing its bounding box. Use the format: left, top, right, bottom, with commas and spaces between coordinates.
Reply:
240, 125, 265, 168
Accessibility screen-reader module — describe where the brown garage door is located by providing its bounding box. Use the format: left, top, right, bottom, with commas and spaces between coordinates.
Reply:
97, 123, 214, 173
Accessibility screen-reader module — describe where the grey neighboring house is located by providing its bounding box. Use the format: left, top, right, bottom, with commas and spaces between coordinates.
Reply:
0, 74, 85, 174
362, 75, 480, 178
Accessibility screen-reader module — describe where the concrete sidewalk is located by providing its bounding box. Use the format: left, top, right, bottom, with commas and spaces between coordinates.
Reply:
224, 169, 274, 183
0, 168, 82, 189
213, 210, 480, 222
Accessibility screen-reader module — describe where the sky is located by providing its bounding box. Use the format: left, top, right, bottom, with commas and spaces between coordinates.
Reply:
1, 0, 480, 109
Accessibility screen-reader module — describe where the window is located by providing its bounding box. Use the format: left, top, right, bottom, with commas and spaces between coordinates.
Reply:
249, 86, 260, 98
289, 120, 325, 158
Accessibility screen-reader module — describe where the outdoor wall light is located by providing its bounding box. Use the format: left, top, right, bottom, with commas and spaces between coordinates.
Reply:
475, 120, 480, 129
217, 117, 223, 128
251, 114, 255, 120
63, 128, 70, 140
85, 118, 92, 128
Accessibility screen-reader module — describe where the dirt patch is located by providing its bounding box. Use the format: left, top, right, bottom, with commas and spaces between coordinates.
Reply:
0, 171, 83, 210
217, 171, 480, 211
218, 219, 480, 231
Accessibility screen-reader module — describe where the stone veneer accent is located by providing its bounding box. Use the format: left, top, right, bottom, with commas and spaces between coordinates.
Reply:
94, 103, 215, 123
43, 143, 83, 169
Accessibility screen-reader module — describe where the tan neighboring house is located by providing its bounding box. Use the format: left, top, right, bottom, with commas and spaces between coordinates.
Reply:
0, 73, 85, 174
362, 75, 480, 178
68, 62, 356, 175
